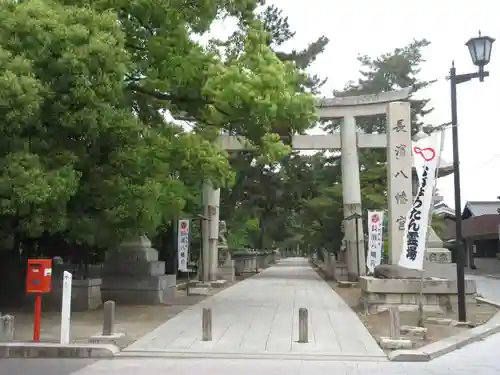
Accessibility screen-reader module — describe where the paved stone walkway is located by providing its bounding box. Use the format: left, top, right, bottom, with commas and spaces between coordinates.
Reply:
124, 257, 384, 358
467, 274, 500, 302
45, 331, 500, 375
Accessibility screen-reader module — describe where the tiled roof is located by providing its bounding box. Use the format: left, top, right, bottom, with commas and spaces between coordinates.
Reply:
443, 214, 500, 240
464, 201, 500, 217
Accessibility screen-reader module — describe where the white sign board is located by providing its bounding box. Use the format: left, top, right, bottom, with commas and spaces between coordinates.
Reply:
398, 132, 441, 270
60, 271, 72, 344
177, 219, 190, 272
366, 211, 384, 273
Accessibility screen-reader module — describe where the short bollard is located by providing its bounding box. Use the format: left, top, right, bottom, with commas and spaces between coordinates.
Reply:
389, 306, 401, 340
102, 300, 116, 336
298, 308, 308, 343
202, 308, 212, 341
0, 314, 15, 341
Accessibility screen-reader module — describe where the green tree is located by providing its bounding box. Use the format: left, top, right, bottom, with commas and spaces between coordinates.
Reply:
0, 0, 235, 253
0, 0, 320, 264
219, 3, 330, 249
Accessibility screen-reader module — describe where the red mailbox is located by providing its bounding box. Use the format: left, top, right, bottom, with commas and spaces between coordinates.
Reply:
26, 259, 52, 294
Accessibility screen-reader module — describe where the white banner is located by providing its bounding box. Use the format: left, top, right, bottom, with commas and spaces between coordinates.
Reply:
177, 219, 190, 272
398, 132, 441, 270
366, 211, 384, 273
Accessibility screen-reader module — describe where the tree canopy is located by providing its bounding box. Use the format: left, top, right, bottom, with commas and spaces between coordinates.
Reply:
0, 0, 435, 265
0, 0, 318, 256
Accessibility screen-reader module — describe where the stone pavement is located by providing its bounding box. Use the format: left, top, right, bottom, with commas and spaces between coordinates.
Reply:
7, 331, 500, 375
467, 274, 500, 303
124, 257, 384, 358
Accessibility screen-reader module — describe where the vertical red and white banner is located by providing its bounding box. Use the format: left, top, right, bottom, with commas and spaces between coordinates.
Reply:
366, 211, 384, 273
398, 132, 441, 270
177, 219, 190, 272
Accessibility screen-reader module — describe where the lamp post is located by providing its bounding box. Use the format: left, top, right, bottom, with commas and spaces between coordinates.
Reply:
450, 31, 495, 322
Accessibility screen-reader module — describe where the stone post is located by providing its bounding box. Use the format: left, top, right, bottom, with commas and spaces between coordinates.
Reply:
322, 249, 329, 267
0, 314, 15, 341
202, 308, 212, 341
340, 115, 365, 279
298, 308, 309, 343
201, 183, 210, 281
386, 102, 412, 264
202, 182, 221, 282
329, 254, 337, 280
102, 300, 115, 336
208, 187, 220, 281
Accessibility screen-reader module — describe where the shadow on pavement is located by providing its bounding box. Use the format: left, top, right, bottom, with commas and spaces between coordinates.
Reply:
0, 358, 99, 375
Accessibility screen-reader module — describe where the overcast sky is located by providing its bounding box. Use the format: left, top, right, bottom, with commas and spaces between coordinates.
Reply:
210, 0, 500, 210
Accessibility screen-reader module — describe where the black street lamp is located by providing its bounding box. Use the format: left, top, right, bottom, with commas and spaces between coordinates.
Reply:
451, 31, 495, 322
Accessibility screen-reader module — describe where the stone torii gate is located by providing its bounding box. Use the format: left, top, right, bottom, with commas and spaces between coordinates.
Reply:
202, 87, 413, 281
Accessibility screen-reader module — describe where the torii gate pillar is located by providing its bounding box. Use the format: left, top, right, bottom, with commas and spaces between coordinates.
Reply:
340, 115, 365, 279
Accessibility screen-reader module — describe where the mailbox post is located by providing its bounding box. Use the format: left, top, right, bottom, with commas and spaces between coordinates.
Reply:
26, 259, 52, 341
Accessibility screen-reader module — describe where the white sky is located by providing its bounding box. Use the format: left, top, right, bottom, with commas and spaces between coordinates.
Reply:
210, 0, 500, 210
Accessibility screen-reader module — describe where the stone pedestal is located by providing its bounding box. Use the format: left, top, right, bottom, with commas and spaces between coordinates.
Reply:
364, 222, 475, 313
328, 254, 337, 279
422, 228, 457, 279
423, 249, 456, 279
359, 276, 477, 313
335, 263, 348, 281
101, 236, 176, 304
233, 252, 258, 275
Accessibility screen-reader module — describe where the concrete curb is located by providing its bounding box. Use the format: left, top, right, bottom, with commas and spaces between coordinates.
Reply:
0, 342, 120, 358
119, 349, 388, 361
389, 311, 500, 361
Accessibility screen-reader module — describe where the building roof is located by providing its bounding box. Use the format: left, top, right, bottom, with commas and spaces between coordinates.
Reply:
443, 214, 500, 240
441, 200, 500, 240
434, 201, 455, 217
435, 200, 500, 219
463, 201, 500, 218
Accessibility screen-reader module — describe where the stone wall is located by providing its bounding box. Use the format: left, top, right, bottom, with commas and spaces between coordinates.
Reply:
46, 278, 102, 312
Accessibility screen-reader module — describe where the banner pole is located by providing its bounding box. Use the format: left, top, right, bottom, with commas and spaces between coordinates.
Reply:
416, 130, 444, 328
417, 270, 425, 327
